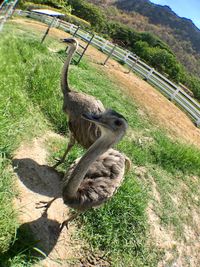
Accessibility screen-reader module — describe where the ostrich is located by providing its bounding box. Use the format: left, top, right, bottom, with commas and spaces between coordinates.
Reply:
53, 38, 105, 168
38, 109, 131, 230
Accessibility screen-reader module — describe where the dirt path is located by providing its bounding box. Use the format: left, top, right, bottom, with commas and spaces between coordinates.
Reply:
13, 132, 82, 267
12, 17, 200, 148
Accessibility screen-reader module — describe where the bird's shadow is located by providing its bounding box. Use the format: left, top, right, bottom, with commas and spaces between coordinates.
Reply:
0, 213, 61, 265
7, 158, 72, 265
12, 158, 63, 197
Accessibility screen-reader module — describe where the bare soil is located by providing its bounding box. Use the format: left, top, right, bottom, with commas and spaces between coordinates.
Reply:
13, 132, 83, 267
135, 165, 200, 267
13, 132, 110, 267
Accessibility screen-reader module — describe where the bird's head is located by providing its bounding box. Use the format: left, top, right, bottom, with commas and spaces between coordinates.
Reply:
82, 109, 128, 144
60, 38, 79, 50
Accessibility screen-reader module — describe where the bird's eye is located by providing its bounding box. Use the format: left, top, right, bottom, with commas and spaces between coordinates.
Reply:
114, 120, 122, 126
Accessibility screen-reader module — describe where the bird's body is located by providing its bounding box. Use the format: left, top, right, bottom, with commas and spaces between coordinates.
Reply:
53, 38, 105, 167
64, 90, 104, 148
61, 109, 130, 222
37, 109, 130, 229
63, 148, 129, 211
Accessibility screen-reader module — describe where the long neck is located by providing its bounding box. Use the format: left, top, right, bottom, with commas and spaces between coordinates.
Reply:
61, 45, 76, 95
63, 134, 114, 197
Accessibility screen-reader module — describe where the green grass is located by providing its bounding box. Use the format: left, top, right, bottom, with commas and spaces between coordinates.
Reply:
0, 158, 17, 255
0, 19, 200, 266
0, 23, 51, 265
0, 225, 40, 267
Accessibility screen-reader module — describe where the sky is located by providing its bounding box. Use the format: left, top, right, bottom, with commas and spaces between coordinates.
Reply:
150, 0, 200, 29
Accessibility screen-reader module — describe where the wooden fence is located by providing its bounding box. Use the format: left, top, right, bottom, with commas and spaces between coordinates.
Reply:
16, 10, 200, 127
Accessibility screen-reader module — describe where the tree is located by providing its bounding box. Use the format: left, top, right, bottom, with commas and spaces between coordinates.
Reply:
68, 0, 106, 32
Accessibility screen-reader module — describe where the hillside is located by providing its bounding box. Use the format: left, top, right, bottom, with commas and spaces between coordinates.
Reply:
117, 0, 200, 52
88, 0, 200, 77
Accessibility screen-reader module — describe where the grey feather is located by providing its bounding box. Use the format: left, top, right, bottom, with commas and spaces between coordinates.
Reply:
53, 38, 105, 168
62, 110, 130, 212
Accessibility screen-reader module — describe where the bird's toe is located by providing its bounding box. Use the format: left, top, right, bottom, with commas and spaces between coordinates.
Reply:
59, 220, 69, 232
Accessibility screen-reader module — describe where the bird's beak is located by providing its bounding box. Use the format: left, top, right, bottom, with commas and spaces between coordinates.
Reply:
82, 113, 101, 123
60, 38, 73, 44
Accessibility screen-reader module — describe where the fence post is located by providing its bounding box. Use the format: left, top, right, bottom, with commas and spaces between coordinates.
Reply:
128, 55, 139, 73
58, 19, 61, 29
144, 67, 154, 81
75, 34, 95, 65
69, 24, 74, 34
103, 44, 117, 66
73, 25, 80, 37
41, 16, 56, 43
196, 118, 200, 127
102, 40, 108, 51
123, 52, 131, 63
84, 32, 90, 41
54, 18, 59, 28
170, 87, 180, 101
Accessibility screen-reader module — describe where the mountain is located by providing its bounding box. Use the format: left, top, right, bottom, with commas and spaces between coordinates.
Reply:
88, 0, 200, 76
116, 0, 200, 54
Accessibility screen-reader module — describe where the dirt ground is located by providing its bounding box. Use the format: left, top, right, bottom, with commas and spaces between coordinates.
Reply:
147, 174, 200, 267
13, 132, 110, 267
10, 17, 200, 267
13, 132, 82, 267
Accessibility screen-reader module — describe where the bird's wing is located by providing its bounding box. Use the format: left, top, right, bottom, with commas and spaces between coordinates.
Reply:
69, 117, 101, 148
66, 91, 105, 116
79, 149, 127, 207
63, 149, 129, 210
65, 91, 104, 148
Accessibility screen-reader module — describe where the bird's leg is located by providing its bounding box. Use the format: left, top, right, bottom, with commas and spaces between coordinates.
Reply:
36, 197, 58, 214
60, 211, 82, 232
52, 134, 75, 168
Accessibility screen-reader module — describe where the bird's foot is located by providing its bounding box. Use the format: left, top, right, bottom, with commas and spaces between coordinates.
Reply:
52, 157, 64, 169
59, 220, 69, 232
59, 212, 81, 232
35, 197, 58, 213
36, 201, 50, 209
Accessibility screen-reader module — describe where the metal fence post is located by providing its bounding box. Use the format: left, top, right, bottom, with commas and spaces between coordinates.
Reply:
102, 40, 108, 51
41, 16, 56, 43
103, 45, 117, 66
144, 68, 154, 81
75, 33, 95, 65
54, 18, 59, 28
124, 52, 130, 63
196, 118, 200, 127
128, 55, 139, 73
170, 87, 180, 101
69, 24, 74, 33
73, 25, 80, 37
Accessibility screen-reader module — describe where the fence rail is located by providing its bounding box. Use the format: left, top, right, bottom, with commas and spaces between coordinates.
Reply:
16, 10, 200, 127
